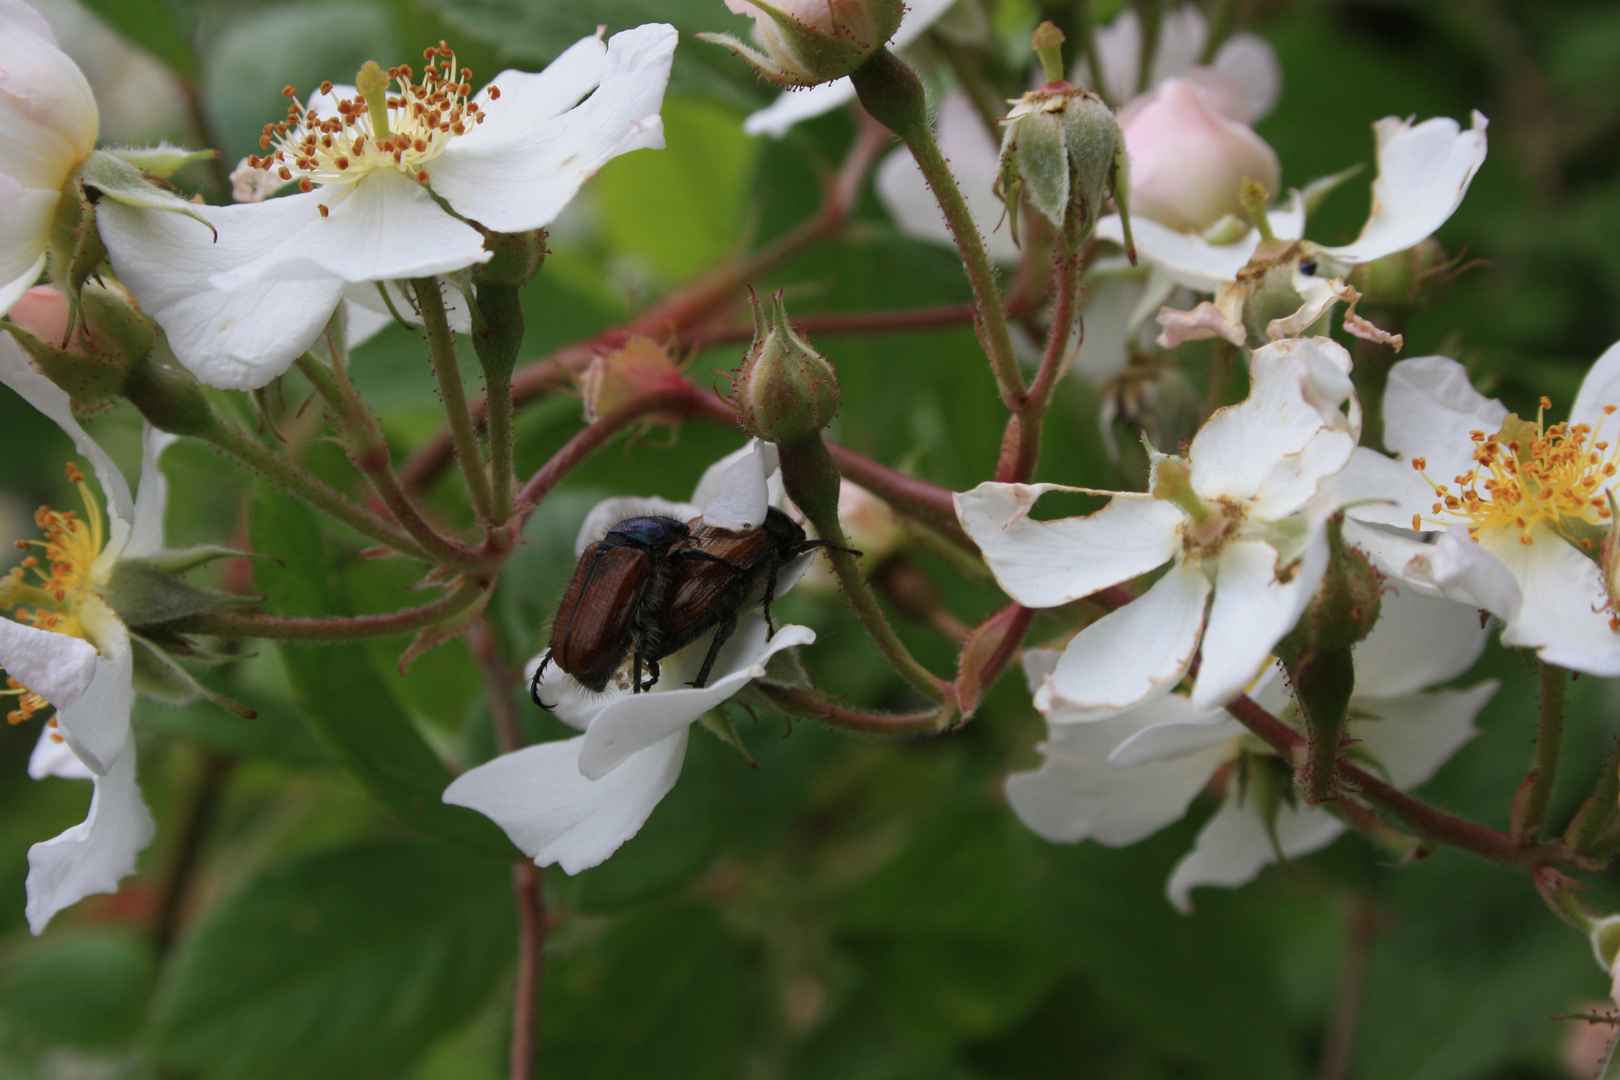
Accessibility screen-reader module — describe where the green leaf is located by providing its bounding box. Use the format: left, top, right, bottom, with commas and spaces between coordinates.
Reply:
0, 931, 152, 1051
542, 903, 746, 1078
79, 0, 198, 79
133, 694, 326, 766
150, 839, 515, 1080
248, 481, 516, 859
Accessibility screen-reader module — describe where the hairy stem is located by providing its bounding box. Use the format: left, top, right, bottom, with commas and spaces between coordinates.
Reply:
413, 277, 495, 522
173, 579, 486, 641
1512, 660, 1569, 843
999, 230, 1086, 482
757, 682, 945, 734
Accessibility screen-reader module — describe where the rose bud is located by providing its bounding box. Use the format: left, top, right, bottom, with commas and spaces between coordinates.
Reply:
701, 0, 904, 87
729, 289, 840, 446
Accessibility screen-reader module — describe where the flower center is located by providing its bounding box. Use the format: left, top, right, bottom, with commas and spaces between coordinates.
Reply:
1412, 399, 1620, 549
1153, 457, 1242, 558
243, 42, 497, 203
1, 463, 105, 725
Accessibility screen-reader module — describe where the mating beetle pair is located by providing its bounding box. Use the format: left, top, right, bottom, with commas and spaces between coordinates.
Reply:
533, 508, 853, 707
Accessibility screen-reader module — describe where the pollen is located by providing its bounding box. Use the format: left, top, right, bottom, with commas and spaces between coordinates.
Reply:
2, 462, 109, 724
260, 40, 487, 197
1413, 399, 1620, 547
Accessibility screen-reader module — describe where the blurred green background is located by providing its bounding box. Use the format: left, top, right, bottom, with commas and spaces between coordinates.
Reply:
4, 0, 1620, 1077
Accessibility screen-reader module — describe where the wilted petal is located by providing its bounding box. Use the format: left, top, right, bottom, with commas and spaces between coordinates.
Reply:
1007, 696, 1231, 847
1381, 354, 1507, 483
26, 746, 154, 934
1166, 795, 1344, 912
1319, 112, 1488, 266
957, 483, 1183, 607
1352, 585, 1488, 695
578, 621, 813, 780
1043, 560, 1210, 716
1354, 683, 1494, 789
98, 193, 345, 390
443, 729, 686, 875
430, 24, 677, 233
1481, 525, 1620, 676
1195, 532, 1327, 710
1156, 300, 1245, 348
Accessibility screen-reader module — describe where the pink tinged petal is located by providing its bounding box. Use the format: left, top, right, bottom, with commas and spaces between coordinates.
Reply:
471, 34, 608, 133
1404, 527, 1522, 623
208, 170, 490, 290
120, 426, 178, 561
1195, 533, 1328, 710
699, 443, 772, 530
1006, 710, 1232, 847
956, 483, 1184, 607
1166, 794, 1344, 913
431, 24, 677, 234
579, 621, 814, 780
0, 0, 96, 190
50, 606, 132, 775
443, 729, 687, 875
1352, 585, 1489, 694
1382, 354, 1507, 482
30, 726, 94, 779
0, 335, 135, 539
1190, 338, 1356, 514
874, 93, 1018, 264
1042, 560, 1210, 716
0, 617, 97, 714
1571, 339, 1620, 433
1332, 446, 1436, 528
1211, 33, 1281, 123
1480, 525, 1620, 677
26, 745, 153, 934
97, 194, 344, 390
1352, 683, 1495, 790
1319, 112, 1488, 265
1155, 300, 1245, 348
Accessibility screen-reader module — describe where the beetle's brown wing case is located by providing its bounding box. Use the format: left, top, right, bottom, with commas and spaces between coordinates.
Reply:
664, 528, 771, 648
550, 544, 649, 691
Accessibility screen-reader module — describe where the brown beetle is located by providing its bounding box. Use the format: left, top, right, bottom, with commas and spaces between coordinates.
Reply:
533, 515, 733, 708
656, 507, 857, 689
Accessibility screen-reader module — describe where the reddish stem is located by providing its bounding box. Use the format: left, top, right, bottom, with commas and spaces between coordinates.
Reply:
758, 682, 943, 734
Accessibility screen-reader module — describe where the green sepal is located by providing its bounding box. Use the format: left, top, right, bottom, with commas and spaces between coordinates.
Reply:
62, 182, 108, 317
79, 150, 217, 238
97, 557, 259, 630
1236, 752, 1296, 865
698, 706, 758, 769
105, 143, 220, 180
0, 321, 127, 404
129, 632, 256, 717
142, 545, 274, 576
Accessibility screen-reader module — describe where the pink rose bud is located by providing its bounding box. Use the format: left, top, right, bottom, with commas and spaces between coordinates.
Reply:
1119, 74, 1281, 233
9, 285, 75, 349
704, 0, 904, 87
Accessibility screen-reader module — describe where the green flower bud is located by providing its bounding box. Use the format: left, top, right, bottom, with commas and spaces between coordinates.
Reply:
1280, 513, 1385, 661
996, 83, 1131, 250
729, 290, 840, 446
124, 353, 218, 438
3, 281, 154, 405
473, 228, 548, 289
699, 0, 904, 88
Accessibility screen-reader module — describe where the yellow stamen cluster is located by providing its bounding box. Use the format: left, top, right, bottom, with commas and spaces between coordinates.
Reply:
1, 463, 106, 724
244, 42, 496, 193
1412, 400, 1620, 548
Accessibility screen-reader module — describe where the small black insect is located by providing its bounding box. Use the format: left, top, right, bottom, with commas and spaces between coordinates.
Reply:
532, 515, 734, 708
1299, 258, 1318, 277
655, 507, 859, 690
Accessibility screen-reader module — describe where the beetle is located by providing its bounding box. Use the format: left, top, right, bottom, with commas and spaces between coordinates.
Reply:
531, 515, 735, 708
656, 507, 859, 689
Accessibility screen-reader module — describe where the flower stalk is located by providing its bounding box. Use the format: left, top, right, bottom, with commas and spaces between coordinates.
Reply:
172, 578, 487, 641
1512, 660, 1569, 844
413, 277, 496, 523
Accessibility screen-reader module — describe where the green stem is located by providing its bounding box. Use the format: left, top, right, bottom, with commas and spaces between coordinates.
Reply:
1133, 0, 1162, 96
412, 277, 495, 522
1075, 0, 1109, 104
1197, 0, 1239, 64
756, 682, 944, 734
1512, 659, 1568, 843
850, 49, 1026, 412
173, 579, 485, 641
778, 436, 949, 706
208, 420, 433, 562
1566, 738, 1620, 857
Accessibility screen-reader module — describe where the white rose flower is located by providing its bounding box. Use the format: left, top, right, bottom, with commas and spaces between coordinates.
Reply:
0, 334, 174, 933
1007, 585, 1497, 911
957, 336, 1359, 715
98, 24, 678, 391
1334, 342, 1620, 677
445, 444, 815, 873
0, 0, 99, 316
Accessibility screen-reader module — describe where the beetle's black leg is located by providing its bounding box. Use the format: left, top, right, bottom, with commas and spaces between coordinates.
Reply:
689, 615, 736, 688
643, 657, 661, 692
632, 650, 645, 695
761, 558, 781, 639
530, 651, 556, 711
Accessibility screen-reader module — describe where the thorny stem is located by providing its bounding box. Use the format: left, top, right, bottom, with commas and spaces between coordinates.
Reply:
1512, 659, 1569, 843
295, 354, 487, 571
998, 226, 1086, 482
1223, 692, 1570, 873
208, 419, 435, 562
756, 682, 944, 734
413, 277, 496, 523
173, 579, 486, 641
780, 437, 950, 707
469, 620, 546, 1080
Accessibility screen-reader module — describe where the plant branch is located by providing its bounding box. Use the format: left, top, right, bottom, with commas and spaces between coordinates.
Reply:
173, 579, 486, 641
413, 277, 496, 522
151, 752, 234, 956
1512, 659, 1569, 843
757, 682, 945, 734
998, 228, 1086, 482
